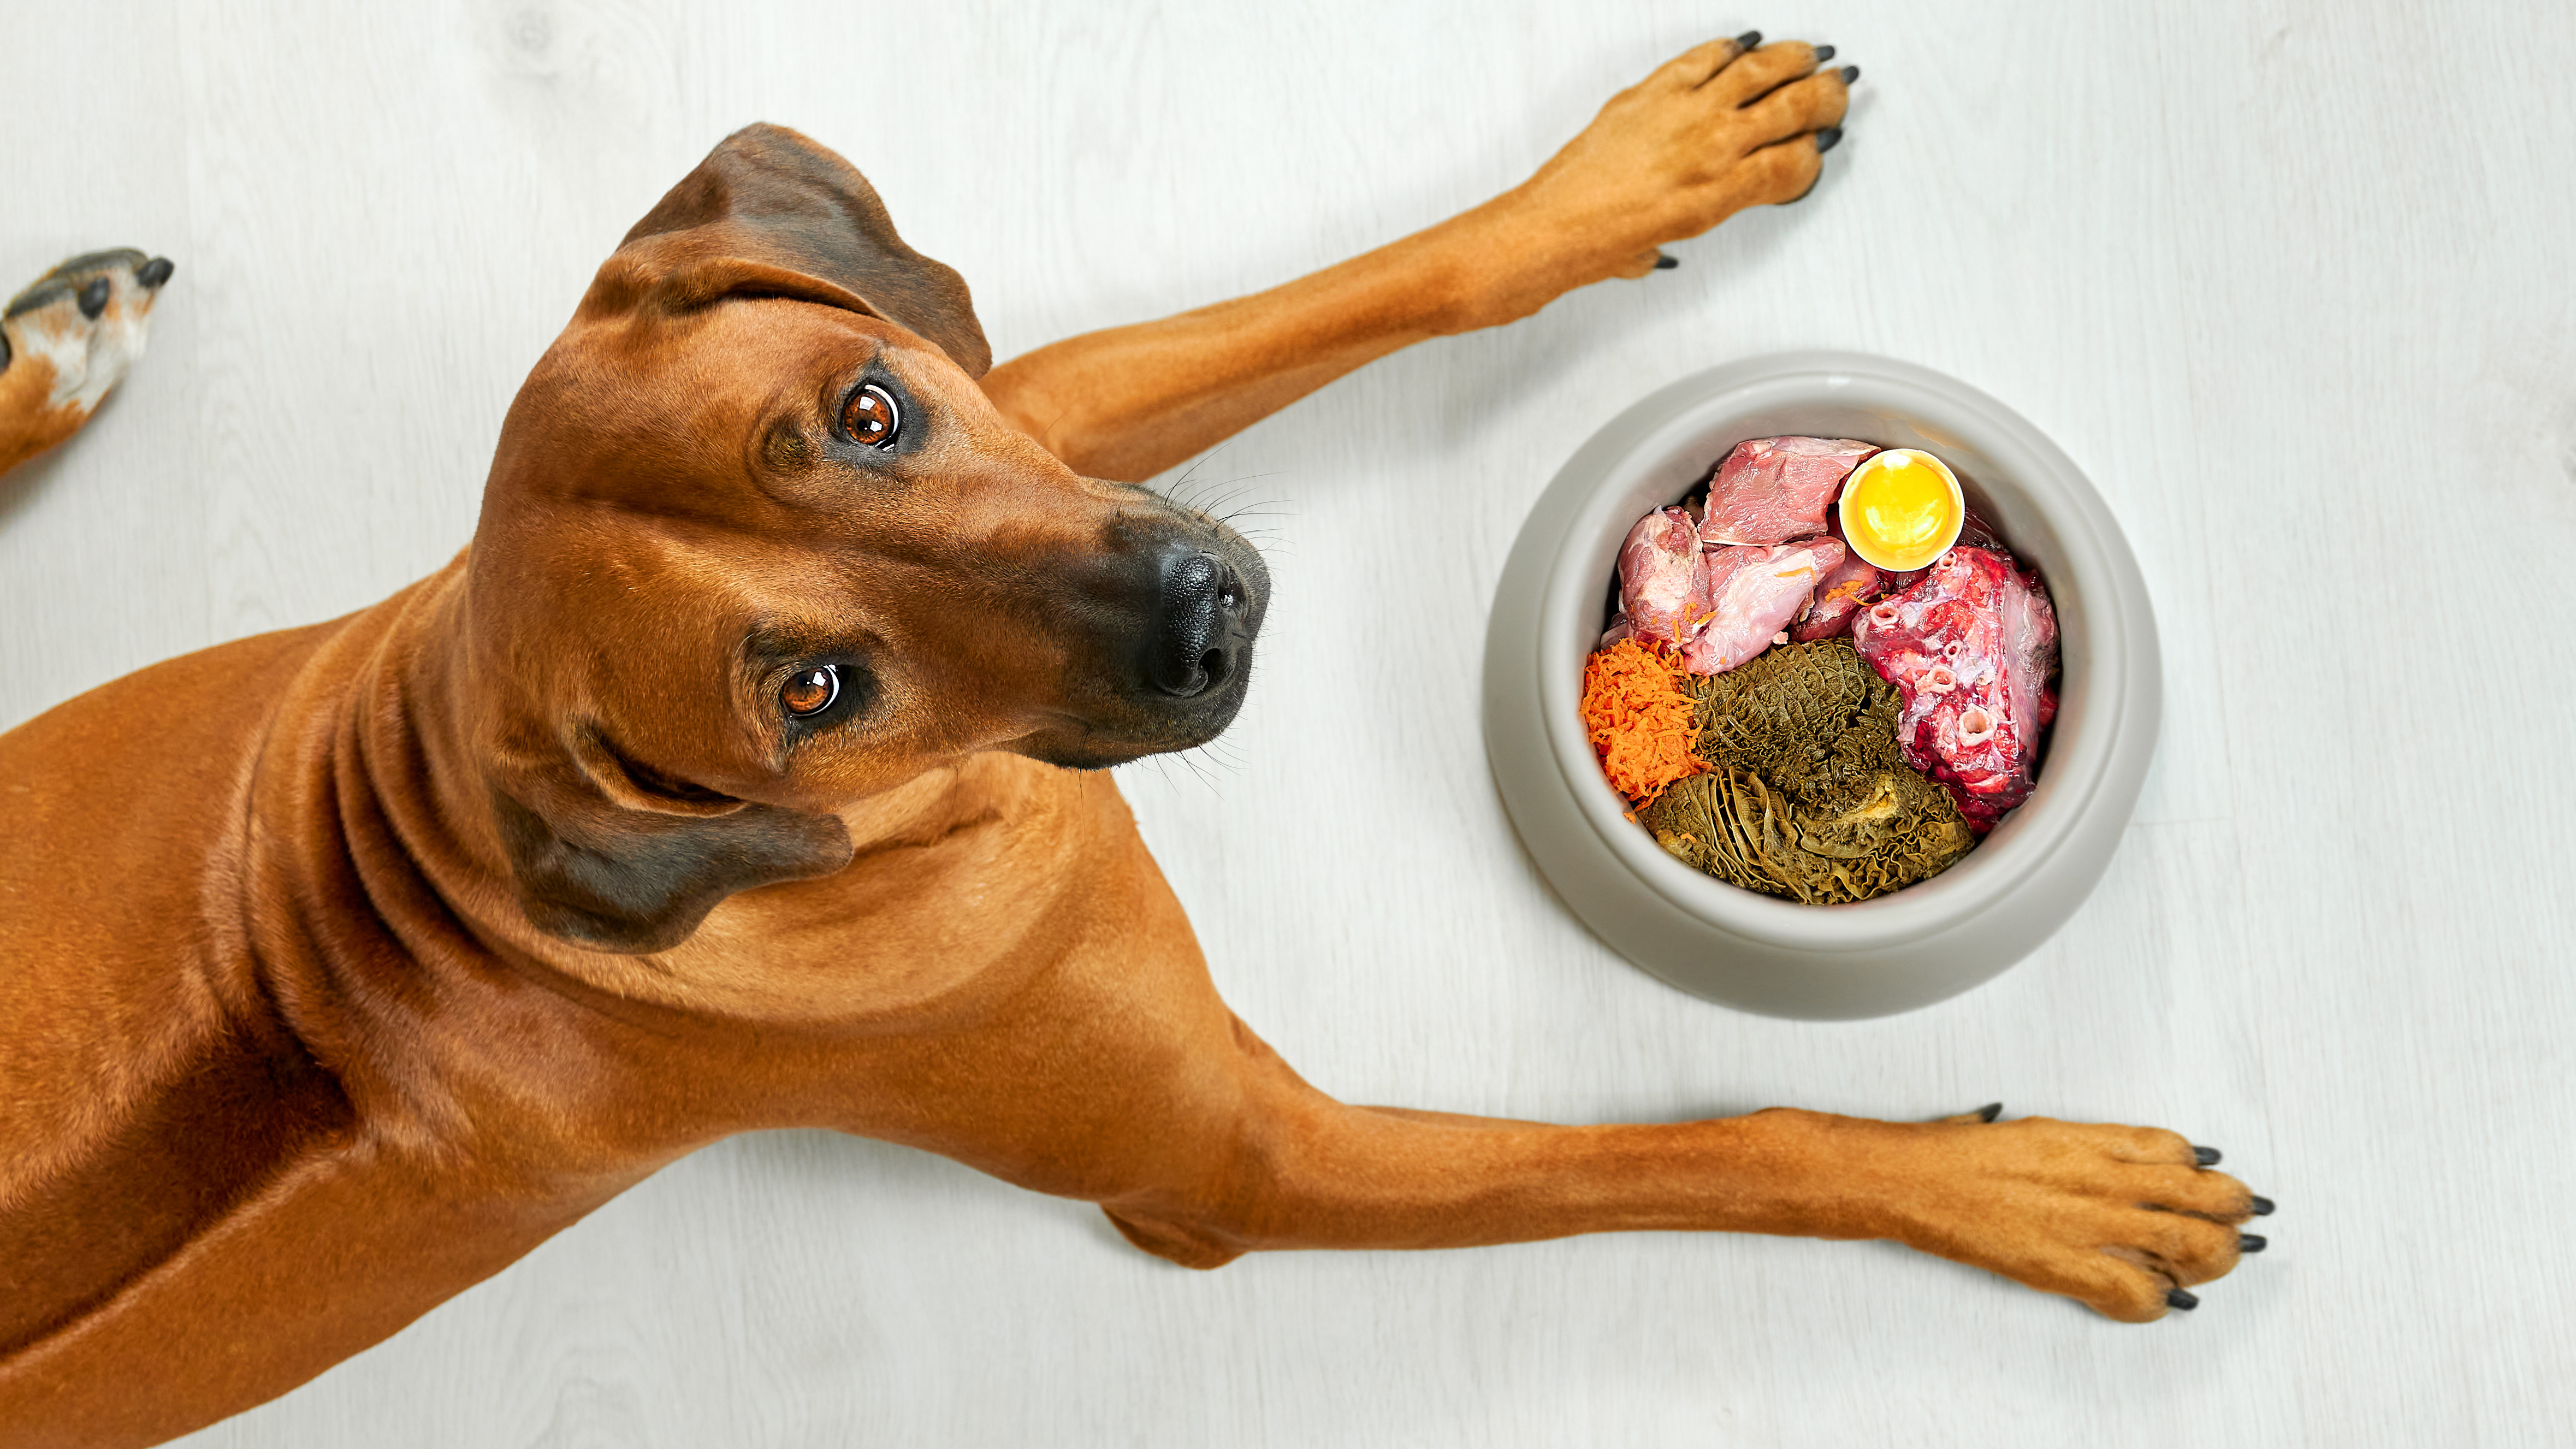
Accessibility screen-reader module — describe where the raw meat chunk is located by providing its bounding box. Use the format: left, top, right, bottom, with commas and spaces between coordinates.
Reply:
1849, 546, 2059, 833
1790, 550, 1884, 642
1616, 506, 1713, 647
1700, 437, 1878, 546
1681, 537, 1844, 675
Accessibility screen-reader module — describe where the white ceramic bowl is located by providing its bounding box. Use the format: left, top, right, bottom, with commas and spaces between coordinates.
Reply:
1481, 352, 2162, 1019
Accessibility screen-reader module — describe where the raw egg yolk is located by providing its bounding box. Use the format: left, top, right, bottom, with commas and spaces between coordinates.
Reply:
1840, 452, 1962, 571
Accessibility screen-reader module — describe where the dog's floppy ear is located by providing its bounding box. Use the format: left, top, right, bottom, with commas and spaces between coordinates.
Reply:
487, 729, 854, 955
602, 122, 991, 376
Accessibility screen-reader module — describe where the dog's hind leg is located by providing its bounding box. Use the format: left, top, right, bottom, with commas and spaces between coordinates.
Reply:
0, 249, 175, 477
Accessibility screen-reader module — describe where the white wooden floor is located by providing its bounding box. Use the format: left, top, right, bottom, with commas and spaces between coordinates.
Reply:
6, 1, 2572, 1444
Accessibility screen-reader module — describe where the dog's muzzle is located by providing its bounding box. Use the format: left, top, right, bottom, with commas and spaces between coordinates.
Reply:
1145, 546, 1254, 699
1014, 521, 1269, 770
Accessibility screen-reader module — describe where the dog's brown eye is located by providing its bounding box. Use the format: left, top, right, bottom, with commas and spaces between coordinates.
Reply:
842, 383, 900, 449
782, 666, 838, 718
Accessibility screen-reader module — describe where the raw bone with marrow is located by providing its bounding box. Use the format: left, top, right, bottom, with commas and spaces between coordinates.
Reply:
1849, 545, 2059, 833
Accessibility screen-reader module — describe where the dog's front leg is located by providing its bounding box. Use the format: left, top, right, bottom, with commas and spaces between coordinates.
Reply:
0, 251, 174, 476
1099, 1071, 2266, 1322
981, 36, 1850, 483
827, 828, 2267, 1324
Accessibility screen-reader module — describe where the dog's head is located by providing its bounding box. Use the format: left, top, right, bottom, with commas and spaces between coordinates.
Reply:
464, 124, 1268, 953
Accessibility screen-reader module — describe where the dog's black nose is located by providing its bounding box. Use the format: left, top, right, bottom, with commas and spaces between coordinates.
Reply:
1145, 548, 1245, 698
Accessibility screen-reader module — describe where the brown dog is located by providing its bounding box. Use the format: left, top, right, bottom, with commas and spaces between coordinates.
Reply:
0, 38, 2265, 1448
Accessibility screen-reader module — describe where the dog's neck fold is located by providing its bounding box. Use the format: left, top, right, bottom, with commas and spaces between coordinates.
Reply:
238, 560, 1077, 1079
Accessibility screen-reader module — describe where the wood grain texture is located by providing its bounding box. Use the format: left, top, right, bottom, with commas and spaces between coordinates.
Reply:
4, 0, 2571, 1443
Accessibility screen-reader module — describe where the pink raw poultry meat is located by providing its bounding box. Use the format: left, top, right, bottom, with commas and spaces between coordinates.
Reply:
1681, 538, 1844, 675
1615, 506, 1713, 646
1790, 550, 1883, 642
1700, 436, 1878, 546
1850, 546, 2059, 832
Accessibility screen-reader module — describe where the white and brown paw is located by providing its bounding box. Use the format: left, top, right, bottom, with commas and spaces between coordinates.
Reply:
1, 248, 174, 475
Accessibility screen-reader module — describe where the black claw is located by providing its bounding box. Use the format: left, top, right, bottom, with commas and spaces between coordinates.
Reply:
1812, 45, 1835, 63
1653, 254, 1679, 270
2249, 1195, 2275, 1216
1975, 1102, 2003, 1122
2166, 1288, 2199, 1311
1736, 30, 1762, 49
2239, 1234, 2266, 1253
78, 277, 111, 320
137, 257, 175, 289
1814, 126, 1843, 154
1841, 65, 1861, 84
2193, 1145, 2222, 1167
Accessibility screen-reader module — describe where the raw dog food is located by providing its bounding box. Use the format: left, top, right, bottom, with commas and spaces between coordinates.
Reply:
1699, 436, 1876, 546
1578, 638, 1706, 802
1588, 435, 2062, 904
1789, 549, 1884, 643
1849, 545, 2059, 833
1614, 505, 1713, 646
1681, 538, 1845, 674
1637, 641, 1974, 904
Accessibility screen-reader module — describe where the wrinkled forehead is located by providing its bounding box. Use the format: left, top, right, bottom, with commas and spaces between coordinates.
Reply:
483, 121, 999, 514
570, 294, 925, 395
512, 301, 951, 480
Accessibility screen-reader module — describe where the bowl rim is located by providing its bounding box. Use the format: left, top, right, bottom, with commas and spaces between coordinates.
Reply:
1531, 351, 2148, 954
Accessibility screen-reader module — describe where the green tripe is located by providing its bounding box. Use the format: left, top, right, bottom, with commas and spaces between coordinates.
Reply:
1637, 640, 1973, 905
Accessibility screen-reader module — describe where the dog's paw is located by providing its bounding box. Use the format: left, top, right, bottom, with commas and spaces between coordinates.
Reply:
1, 248, 175, 474
1893, 1110, 2273, 1322
1465, 37, 1853, 320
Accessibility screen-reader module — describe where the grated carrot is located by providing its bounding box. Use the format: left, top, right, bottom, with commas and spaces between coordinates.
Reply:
1580, 638, 1707, 805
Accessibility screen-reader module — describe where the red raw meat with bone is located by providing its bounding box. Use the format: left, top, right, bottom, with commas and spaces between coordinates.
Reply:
1849, 546, 2059, 833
